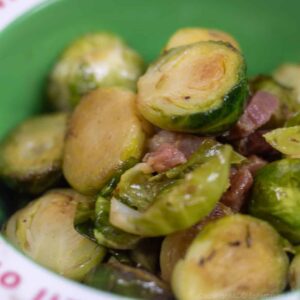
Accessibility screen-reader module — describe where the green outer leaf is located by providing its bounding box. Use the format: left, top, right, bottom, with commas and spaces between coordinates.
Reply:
94, 196, 141, 249
100, 157, 138, 198
264, 126, 300, 158
286, 112, 300, 127
249, 158, 300, 243
110, 145, 231, 236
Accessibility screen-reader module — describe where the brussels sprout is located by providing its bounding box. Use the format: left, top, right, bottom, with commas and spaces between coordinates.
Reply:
93, 196, 141, 250
110, 144, 231, 236
289, 253, 300, 289
263, 126, 300, 158
48, 33, 145, 110
249, 158, 300, 243
85, 261, 173, 300
251, 75, 299, 128
63, 87, 152, 195
137, 41, 248, 134
0, 113, 67, 194
160, 203, 232, 282
172, 214, 289, 300
4, 189, 105, 280
274, 63, 300, 104
164, 27, 240, 51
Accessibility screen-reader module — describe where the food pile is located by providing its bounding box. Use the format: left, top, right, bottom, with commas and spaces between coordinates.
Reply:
1, 28, 300, 300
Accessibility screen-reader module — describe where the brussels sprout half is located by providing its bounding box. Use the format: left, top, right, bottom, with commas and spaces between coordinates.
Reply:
4, 189, 105, 280
160, 203, 232, 283
250, 158, 300, 243
164, 27, 240, 51
63, 87, 152, 195
137, 41, 248, 134
110, 144, 231, 236
172, 214, 289, 300
48, 33, 145, 110
0, 113, 67, 195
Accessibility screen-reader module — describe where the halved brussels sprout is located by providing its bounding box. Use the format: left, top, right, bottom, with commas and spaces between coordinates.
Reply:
289, 252, 300, 290
110, 143, 231, 236
172, 214, 289, 300
48, 33, 145, 110
0, 113, 67, 194
263, 126, 300, 158
164, 27, 240, 51
160, 203, 232, 282
249, 158, 300, 243
137, 41, 248, 134
63, 87, 151, 195
274, 64, 300, 104
4, 189, 105, 280
85, 261, 173, 300
250, 75, 299, 128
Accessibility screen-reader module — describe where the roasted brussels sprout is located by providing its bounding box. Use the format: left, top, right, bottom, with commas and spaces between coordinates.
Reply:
4, 189, 105, 280
164, 27, 240, 51
274, 64, 300, 104
264, 126, 300, 158
172, 214, 289, 300
289, 252, 300, 289
250, 158, 300, 243
85, 261, 173, 300
160, 203, 232, 282
110, 143, 231, 236
48, 33, 145, 110
63, 87, 151, 195
0, 113, 67, 194
137, 41, 248, 134
251, 75, 299, 128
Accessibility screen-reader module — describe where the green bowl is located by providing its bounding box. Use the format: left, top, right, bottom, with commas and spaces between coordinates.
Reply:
0, 0, 300, 299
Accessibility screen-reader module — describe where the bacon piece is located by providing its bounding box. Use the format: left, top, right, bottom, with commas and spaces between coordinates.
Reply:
243, 155, 267, 175
228, 91, 279, 139
143, 143, 187, 173
233, 130, 280, 158
221, 167, 253, 212
148, 130, 203, 158
145, 131, 203, 172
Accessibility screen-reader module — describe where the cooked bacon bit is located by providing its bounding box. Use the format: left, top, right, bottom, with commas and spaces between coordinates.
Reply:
221, 167, 253, 212
148, 130, 203, 158
243, 155, 267, 175
228, 91, 280, 140
145, 130, 203, 172
233, 130, 279, 158
143, 143, 187, 173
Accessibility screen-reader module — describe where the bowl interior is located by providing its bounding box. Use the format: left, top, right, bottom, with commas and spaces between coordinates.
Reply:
1, 0, 300, 138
